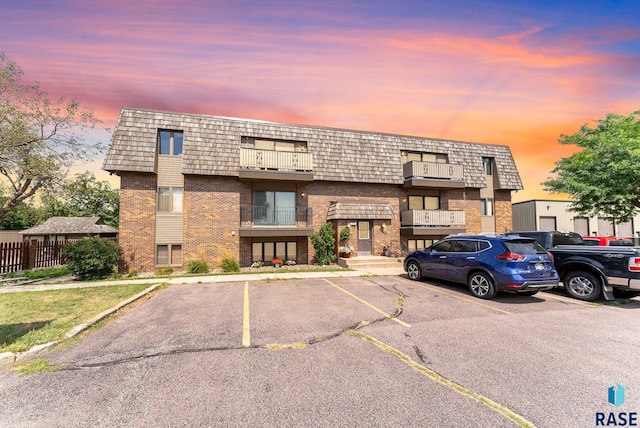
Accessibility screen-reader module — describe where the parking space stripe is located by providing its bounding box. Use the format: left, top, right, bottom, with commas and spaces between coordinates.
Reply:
538, 291, 599, 307
346, 330, 536, 428
242, 281, 251, 347
396, 277, 513, 315
322, 278, 411, 327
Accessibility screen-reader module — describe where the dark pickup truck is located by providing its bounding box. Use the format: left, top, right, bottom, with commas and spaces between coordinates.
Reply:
509, 231, 640, 301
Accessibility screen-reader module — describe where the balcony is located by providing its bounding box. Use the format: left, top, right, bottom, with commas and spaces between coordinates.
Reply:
239, 206, 314, 237
403, 161, 464, 189
239, 148, 314, 181
400, 209, 466, 235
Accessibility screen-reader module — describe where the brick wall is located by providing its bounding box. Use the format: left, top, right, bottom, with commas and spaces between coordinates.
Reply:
494, 190, 514, 233
119, 173, 156, 273
303, 181, 402, 258
119, 175, 515, 272
462, 188, 482, 233
184, 175, 243, 270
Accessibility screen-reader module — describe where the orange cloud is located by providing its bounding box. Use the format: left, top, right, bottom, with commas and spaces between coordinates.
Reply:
2, 2, 638, 203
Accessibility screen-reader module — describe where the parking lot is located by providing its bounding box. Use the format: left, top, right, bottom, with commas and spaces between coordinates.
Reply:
1, 274, 639, 427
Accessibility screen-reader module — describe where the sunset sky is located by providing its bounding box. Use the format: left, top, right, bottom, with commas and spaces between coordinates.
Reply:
2, 0, 639, 202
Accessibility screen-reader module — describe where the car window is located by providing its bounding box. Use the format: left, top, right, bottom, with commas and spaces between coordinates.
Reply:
503, 240, 548, 255
552, 233, 583, 246
453, 240, 478, 252
478, 240, 491, 251
609, 239, 634, 246
431, 240, 454, 252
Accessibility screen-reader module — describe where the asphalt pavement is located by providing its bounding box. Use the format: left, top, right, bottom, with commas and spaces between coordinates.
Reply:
1, 266, 639, 427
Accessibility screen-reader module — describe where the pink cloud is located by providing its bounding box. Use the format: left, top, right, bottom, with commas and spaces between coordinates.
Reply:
2, 2, 638, 201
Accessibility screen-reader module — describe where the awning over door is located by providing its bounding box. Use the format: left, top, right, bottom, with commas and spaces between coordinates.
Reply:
326, 201, 396, 220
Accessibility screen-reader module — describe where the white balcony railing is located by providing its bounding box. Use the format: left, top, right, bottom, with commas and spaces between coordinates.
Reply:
401, 210, 465, 227
240, 148, 313, 171
403, 161, 464, 180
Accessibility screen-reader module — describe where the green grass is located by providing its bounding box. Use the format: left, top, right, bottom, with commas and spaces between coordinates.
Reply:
0, 283, 154, 353
11, 358, 64, 375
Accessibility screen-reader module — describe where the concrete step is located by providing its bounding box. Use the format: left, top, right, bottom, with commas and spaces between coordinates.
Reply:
338, 256, 405, 269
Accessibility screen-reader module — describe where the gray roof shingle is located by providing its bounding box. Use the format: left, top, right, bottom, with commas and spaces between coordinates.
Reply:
103, 107, 523, 190
21, 217, 118, 235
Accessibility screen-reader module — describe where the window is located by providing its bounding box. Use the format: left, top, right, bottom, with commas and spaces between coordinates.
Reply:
481, 198, 494, 216
253, 191, 295, 225
158, 187, 183, 212
156, 244, 182, 265
407, 239, 435, 252
406, 152, 448, 163
158, 130, 183, 155
252, 241, 297, 263
482, 157, 493, 175
244, 137, 307, 152
408, 196, 440, 210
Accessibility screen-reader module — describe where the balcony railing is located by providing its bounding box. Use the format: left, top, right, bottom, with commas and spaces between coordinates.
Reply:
240, 148, 313, 171
401, 210, 465, 227
403, 161, 464, 180
240, 206, 313, 227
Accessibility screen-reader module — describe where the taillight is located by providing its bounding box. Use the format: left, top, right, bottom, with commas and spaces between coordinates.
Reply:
548, 252, 554, 260
496, 251, 526, 262
629, 257, 640, 272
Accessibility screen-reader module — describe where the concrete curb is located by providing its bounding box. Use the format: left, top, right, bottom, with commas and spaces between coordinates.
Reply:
0, 284, 161, 366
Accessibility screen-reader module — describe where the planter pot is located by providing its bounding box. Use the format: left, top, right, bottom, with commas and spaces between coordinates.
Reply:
340, 252, 351, 258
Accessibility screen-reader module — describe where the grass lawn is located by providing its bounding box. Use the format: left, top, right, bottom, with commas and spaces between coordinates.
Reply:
0, 283, 156, 354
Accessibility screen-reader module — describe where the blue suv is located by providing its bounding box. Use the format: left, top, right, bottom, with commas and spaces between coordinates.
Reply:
404, 234, 559, 299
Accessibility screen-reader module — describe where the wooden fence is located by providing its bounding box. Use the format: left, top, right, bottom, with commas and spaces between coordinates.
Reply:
0, 238, 118, 274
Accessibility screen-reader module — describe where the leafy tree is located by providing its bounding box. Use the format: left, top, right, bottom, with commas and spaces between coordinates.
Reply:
543, 110, 640, 224
38, 172, 119, 227
0, 201, 38, 230
0, 52, 103, 222
311, 222, 336, 265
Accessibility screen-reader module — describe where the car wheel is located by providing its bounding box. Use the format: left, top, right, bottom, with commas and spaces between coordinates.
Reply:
563, 271, 601, 301
467, 272, 497, 300
406, 261, 422, 281
517, 290, 539, 296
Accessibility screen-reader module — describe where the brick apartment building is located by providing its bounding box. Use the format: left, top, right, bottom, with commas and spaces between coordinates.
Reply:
103, 107, 523, 273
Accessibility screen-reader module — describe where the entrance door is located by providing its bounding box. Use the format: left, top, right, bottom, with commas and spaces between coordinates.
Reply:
357, 221, 372, 255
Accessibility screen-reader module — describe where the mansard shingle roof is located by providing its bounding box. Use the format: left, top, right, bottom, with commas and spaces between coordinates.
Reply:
103, 107, 523, 190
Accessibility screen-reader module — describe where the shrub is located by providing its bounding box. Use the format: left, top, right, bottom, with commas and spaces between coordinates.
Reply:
155, 266, 174, 276
63, 238, 122, 281
221, 257, 240, 273
187, 259, 209, 274
311, 222, 336, 265
339, 226, 352, 244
